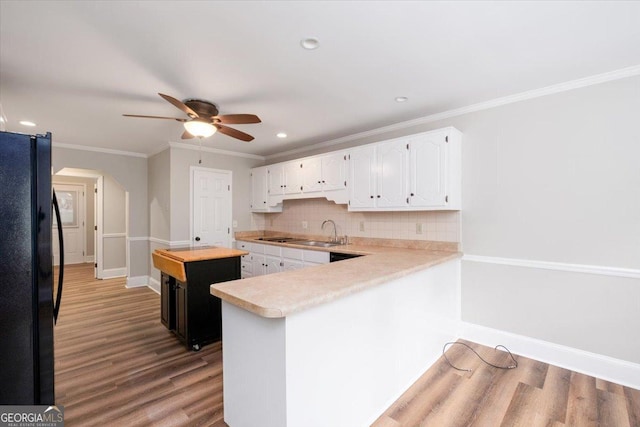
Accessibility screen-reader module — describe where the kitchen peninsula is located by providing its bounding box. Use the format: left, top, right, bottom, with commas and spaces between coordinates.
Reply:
211, 235, 462, 427
152, 246, 247, 351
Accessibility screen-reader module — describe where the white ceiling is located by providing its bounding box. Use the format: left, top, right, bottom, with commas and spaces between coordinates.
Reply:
1, 1, 639, 158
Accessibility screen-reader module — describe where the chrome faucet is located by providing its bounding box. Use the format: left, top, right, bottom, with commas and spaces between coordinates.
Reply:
322, 219, 337, 243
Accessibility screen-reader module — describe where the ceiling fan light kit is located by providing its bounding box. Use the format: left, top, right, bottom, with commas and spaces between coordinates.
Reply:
123, 93, 261, 142
184, 119, 217, 138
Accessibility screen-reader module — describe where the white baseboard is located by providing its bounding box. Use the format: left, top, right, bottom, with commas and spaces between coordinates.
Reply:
84, 255, 95, 263
102, 267, 126, 279
126, 275, 149, 288
147, 277, 160, 294
459, 322, 640, 390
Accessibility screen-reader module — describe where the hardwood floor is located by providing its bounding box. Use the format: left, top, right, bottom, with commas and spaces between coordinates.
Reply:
55, 263, 226, 426
373, 341, 640, 427
56, 263, 640, 426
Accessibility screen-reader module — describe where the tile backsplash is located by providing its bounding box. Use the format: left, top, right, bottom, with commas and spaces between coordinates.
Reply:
251, 198, 460, 242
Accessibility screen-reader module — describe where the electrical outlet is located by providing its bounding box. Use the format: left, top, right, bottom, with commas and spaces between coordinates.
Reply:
359, 221, 365, 232
232, 220, 238, 228
416, 223, 423, 234
302, 221, 308, 229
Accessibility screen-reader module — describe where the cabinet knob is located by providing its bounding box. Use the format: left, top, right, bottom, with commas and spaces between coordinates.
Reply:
322, 180, 326, 183
195, 236, 201, 241
370, 195, 374, 199
410, 193, 415, 196
318, 180, 322, 184
377, 195, 381, 198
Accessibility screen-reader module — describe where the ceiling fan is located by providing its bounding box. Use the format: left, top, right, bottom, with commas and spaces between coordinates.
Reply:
123, 93, 261, 141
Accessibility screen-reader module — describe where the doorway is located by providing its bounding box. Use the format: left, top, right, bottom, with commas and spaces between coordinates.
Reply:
52, 183, 86, 265
190, 167, 232, 248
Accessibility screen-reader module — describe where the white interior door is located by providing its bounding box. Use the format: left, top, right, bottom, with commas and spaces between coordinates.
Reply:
52, 183, 86, 265
191, 167, 232, 248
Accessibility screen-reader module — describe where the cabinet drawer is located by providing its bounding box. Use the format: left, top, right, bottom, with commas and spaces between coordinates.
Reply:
264, 244, 281, 257
282, 247, 303, 261
237, 241, 253, 252
303, 250, 330, 264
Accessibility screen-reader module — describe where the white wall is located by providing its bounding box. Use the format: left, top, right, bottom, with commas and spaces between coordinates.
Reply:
52, 146, 149, 277
267, 74, 640, 366
169, 146, 264, 241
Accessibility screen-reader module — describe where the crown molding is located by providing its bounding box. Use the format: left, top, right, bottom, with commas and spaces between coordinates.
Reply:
168, 141, 266, 160
266, 64, 640, 161
53, 142, 148, 158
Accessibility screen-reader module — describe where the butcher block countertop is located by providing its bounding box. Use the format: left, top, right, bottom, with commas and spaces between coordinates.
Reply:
153, 246, 248, 282
210, 234, 461, 319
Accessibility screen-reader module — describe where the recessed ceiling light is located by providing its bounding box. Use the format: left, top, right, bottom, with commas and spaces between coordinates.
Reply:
300, 37, 319, 50
395, 97, 408, 103
19, 120, 36, 127
277, 132, 288, 138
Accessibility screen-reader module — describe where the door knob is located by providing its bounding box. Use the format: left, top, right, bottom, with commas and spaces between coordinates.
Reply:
195, 236, 201, 241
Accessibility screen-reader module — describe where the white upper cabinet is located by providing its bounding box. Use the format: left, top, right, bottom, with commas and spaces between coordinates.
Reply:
376, 140, 408, 208
348, 140, 407, 209
348, 127, 461, 211
348, 144, 377, 208
252, 127, 461, 212
301, 156, 323, 193
319, 152, 348, 192
268, 162, 303, 196
250, 166, 282, 213
408, 129, 452, 208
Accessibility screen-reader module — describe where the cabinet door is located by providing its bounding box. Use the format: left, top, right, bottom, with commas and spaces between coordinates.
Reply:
264, 255, 283, 274
251, 167, 268, 211
348, 145, 376, 208
160, 273, 175, 330
251, 253, 266, 276
376, 140, 408, 208
302, 156, 323, 193
175, 280, 187, 342
283, 161, 303, 195
267, 164, 285, 195
321, 152, 347, 191
409, 131, 448, 207
283, 259, 304, 271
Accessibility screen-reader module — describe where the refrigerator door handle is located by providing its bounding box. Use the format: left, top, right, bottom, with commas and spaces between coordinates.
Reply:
52, 190, 64, 324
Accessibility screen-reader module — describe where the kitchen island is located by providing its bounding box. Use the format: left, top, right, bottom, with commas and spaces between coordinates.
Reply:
152, 246, 247, 351
211, 236, 461, 427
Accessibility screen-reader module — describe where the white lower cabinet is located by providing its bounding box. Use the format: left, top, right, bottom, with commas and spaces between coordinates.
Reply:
244, 242, 330, 277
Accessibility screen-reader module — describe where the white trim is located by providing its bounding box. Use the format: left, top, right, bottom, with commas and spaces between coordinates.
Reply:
103, 232, 127, 238
102, 267, 126, 279
147, 277, 161, 294
148, 237, 191, 247
84, 255, 95, 263
266, 64, 640, 161
53, 142, 148, 158
128, 236, 149, 242
126, 275, 149, 288
96, 176, 104, 279
170, 141, 265, 160
459, 322, 640, 390
463, 254, 640, 279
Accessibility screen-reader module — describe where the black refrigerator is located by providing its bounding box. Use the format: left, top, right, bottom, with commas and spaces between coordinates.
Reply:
0, 130, 64, 404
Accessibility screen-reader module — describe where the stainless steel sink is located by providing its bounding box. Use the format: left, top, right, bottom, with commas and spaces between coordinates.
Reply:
289, 240, 342, 248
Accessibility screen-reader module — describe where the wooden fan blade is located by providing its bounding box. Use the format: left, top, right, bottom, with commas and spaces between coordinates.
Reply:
158, 93, 199, 118
215, 124, 254, 142
123, 114, 186, 122
181, 130, 195, 139
215, 114, 261, 124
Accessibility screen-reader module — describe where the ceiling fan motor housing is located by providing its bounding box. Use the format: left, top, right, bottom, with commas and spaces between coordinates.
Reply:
183, 99, 219, 118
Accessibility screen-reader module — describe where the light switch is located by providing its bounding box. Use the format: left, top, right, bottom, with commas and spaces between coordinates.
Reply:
302, 221, 308, 229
